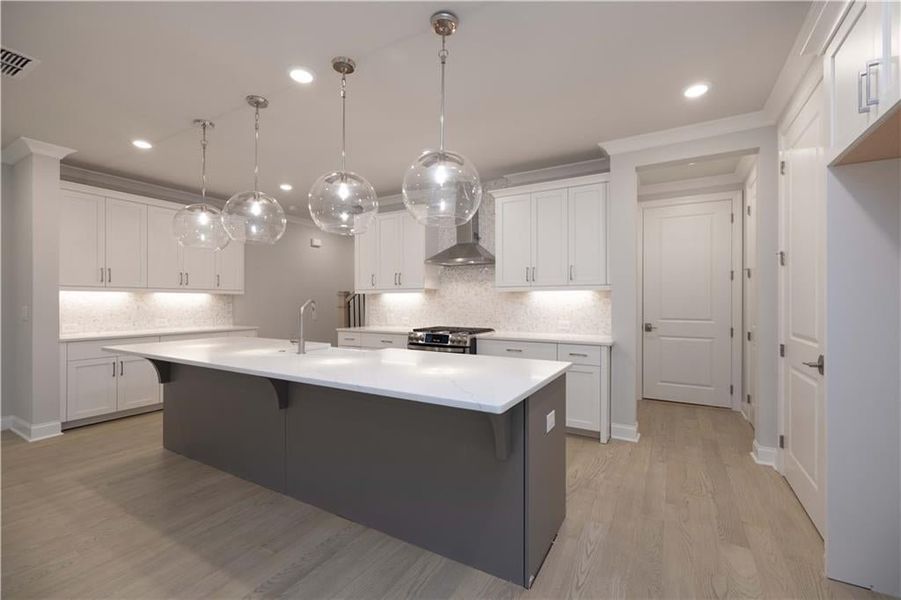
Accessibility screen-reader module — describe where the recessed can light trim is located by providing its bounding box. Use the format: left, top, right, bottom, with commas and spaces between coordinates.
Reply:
279, 183, 293, 191
289, 67, 314, 84
683, 82, 709, 99
132, 139, 153, 149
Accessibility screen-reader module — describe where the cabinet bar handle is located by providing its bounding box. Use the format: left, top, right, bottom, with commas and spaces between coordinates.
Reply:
345, 337, 355, 341
398, 272, 402, 286
120, 360, 124, 376
506, 348, 523, 353
185, 272, 189, 286
100, 267, 105, 283
866, 59, 880, 107
569, 352, 588, 357
569, 265, 574, 281
216, 274, 220, 288
531, 266, 536, 281
112, 361, 116, 377
107, 267, 112, 283
525, 267, 530, 283
371, 273, 375, 287
858, 70, 870, 113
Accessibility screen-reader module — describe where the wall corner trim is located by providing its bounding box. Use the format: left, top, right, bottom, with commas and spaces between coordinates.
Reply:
7, 417, 63, 442
2, 137, 76, 165
751, 439, 779, 470
611, 422, 641, 443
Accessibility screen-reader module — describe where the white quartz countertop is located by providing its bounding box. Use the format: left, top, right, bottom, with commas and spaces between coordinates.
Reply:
61, 325, 258, 342
104, 337, 570, 415
336, 326, 612, 346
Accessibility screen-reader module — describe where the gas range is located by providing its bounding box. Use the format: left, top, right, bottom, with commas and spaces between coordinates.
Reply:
407, 326, 495, 354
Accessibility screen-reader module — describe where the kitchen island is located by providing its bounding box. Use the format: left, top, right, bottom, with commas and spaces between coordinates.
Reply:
104, 336, 570, 587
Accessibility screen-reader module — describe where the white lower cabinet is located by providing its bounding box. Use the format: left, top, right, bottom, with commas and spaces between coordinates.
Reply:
66, 357, 119, 420
116, 356, 162, 411
477, 338, 611, 442
359, 333, 407, 349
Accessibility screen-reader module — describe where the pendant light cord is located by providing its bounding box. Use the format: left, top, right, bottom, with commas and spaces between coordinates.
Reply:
253, 105, 261, 192
200, 122, 208, 204
340, 73, 347, 172
439, 35, 447, 152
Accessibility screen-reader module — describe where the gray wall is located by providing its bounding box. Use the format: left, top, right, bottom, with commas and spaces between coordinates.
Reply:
233, 220, 354, 345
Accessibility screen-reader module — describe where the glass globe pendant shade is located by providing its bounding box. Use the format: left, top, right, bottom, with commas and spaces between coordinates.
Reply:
309, 170, 377, 235
402, 149, 482, 228
222, 190, 287, 244
173, 204, 230, 250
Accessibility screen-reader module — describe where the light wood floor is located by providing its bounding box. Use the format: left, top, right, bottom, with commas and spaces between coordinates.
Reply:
1, 400, 884, 599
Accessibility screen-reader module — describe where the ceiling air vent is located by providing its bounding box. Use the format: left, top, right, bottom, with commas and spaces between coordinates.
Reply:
1, 47, 39, 79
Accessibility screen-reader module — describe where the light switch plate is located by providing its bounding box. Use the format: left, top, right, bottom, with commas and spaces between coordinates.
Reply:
310, 238, 322, 248
546, 409, 556, 433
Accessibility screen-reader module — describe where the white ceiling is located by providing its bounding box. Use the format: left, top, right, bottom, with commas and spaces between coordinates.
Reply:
1, 2, 809, 213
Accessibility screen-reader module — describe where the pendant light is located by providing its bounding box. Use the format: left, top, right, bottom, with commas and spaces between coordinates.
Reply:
308, 57, 378, 236
402, 11, 482, 228
173, 120, 230, 250
222, 95, 287, 244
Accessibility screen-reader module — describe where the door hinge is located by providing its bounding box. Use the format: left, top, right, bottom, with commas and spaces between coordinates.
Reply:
779, 434, 785, 449
730, 270, 734, 281
747, 394, 751, 404
747, 205, 751, 216
780, 160, 786, 175
731, 212, 734, 223
730, 384, 734, 395
779, 343, 785, 357
730, 327, 734, 338
747, 331, 752, 341
746, 268, 752, 279
779, 251, 786, 266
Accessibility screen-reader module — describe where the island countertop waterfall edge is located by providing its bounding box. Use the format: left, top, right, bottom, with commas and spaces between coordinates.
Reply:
104, 337, 570, 587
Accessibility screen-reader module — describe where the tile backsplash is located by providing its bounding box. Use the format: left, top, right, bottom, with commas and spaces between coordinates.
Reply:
59, 291, 233, 334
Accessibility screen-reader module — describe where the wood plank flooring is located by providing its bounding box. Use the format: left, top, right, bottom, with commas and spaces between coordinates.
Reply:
1, 400, 885, 599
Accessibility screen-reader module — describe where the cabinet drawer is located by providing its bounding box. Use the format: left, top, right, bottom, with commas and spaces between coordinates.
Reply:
338, 332, 363, 347
360, 332, 408, 349
477, 339, 557, 360
68, 336, 159, 361
557, 344, 602, 366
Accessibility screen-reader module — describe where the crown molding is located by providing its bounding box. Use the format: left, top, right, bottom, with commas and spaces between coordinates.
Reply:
2, 137, 75, 165
60, 164, 228, 207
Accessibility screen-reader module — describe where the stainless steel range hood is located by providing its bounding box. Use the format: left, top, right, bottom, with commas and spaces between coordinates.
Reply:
425, 210, 495, 267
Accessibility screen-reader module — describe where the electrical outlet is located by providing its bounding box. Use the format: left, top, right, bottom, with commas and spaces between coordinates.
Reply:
310, 238, 322, 248
546, 410, 556, 433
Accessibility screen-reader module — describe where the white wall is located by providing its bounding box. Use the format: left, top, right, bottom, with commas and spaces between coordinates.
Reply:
825, 158, 900, 596
608, 126, 779, 447
233, 220, 354, 345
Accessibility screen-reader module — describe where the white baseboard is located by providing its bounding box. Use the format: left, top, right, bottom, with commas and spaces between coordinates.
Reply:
7, 416, 63, 442
611, 422, 641, 443
751, 439, 778, 469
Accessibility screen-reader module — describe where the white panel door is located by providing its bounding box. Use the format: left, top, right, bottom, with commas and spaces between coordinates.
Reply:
377, 213, 402, 289
59, 190, 105, 287
400, 213, 425, 289
565, 365, 601, 432
531, 189, 568, 287
355, 221, 379, 291
568, 183, 608, 286
104, 198, 147, 288
215, 241, 244, 291
147, 206, 181, 289
180, 246, 215, 290
66, 358, 118, 420
642, 199, 733, 407
116, 356, 161, 410
496, 194, 532, 287
782, 84, 826, 536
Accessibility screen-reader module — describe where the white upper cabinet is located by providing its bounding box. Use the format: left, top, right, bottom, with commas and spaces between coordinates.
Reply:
826, 0, 900, 160
568, 183, 608, 286
494, 176, 609, 290
104, 198, 147, 288
354, 211, 436, 293
61, 183, 243, 294
60, 190, 105, 287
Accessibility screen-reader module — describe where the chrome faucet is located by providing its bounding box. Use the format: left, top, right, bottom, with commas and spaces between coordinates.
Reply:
297, 299, 318, 354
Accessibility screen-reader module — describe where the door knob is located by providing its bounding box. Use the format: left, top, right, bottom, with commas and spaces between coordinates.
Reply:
802, 354, 825, 375
644, 323, 657, 332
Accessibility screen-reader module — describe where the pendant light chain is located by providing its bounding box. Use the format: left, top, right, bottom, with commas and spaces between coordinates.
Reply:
253, 104, 261, 192
439, 35, 448, 152
200, 121, 208, 204
340, 72, 347, 172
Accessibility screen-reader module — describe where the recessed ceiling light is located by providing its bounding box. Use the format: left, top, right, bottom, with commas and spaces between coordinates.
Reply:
132, 139, 153, 149
683, 83, 709, 99
289, 68, 314, 84
279, 183, 293, 191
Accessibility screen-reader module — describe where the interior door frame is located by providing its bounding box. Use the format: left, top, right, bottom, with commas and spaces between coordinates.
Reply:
637, 191, 743, 411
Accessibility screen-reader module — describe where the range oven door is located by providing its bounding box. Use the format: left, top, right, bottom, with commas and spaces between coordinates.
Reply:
406, 343, 470, 354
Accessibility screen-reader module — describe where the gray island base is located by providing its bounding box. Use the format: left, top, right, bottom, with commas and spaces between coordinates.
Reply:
152, 361, 566, 588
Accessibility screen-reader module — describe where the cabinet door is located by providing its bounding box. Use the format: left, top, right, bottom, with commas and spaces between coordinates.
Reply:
66, 357, 118, 421
215, 241, 244, 291
355, 221, 379, 291
531, 189, 569, 287
495, 194, 532, 287
116, 356, 161, 410
377, 214, 402, 289
104, 198, 147, 288
399, 213, 426, 289
59, 190, 105, 287
565, 365, 601, 432
568, 183, 608, 285
147, 206, 181, 289
829, 1, 882, 151
180, 246, 216, 290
